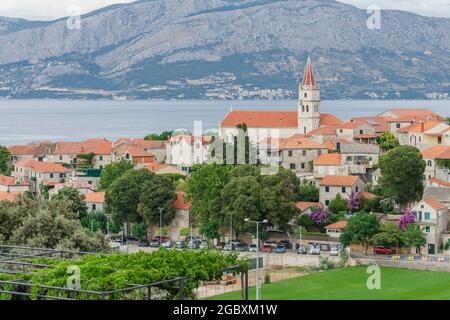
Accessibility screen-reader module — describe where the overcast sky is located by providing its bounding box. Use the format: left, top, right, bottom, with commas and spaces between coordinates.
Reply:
0, 0, 449, 21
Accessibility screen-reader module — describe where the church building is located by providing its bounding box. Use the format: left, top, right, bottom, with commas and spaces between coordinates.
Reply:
219, 58, 343, 144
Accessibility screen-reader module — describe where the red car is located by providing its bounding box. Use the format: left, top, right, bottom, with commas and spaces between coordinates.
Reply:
261, 245, 273, 253
373, 246, 393, 255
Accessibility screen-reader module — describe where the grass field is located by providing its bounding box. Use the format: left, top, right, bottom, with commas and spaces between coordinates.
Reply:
210, 266, 450, 300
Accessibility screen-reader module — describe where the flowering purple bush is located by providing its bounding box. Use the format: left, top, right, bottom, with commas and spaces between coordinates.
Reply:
346, 192, 360, 212
309, 208, 330, 225
399, 208, 417, 230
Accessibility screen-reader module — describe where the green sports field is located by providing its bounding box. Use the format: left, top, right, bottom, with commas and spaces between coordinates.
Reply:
211, 266, 450, 300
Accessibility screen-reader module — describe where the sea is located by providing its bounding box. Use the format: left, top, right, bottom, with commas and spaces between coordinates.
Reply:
0, 99, 448, 146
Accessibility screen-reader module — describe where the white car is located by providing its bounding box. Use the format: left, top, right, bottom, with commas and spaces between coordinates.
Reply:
330, 245, 341, 256
309, 244, 321, 255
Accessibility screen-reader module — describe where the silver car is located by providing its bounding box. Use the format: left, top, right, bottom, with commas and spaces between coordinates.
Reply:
330, 245, 341, 256
309, 244, 321, 255
249, 244, 258, 252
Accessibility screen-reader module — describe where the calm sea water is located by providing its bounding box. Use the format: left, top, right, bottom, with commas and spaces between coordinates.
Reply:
0, 99, 448, 146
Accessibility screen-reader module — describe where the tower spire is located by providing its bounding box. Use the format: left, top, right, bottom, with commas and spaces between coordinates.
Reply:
302, 56, 316, 86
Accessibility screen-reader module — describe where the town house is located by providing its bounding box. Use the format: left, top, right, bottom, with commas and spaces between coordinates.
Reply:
319, 175, 366, 207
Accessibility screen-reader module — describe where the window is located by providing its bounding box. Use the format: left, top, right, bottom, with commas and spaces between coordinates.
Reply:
359, 130, 363, 134
325, 200, 330, 206
427, 160, 432, 167
306, 106, 309, 112
425, 212, 430, 220
50, 173, 54, 179
339, 129, 343, 133
301, 163, 305, 169
288, 150, 293, 157
92, 204, 96, 211
396, 123, 401, 129
302, 105, 305, 112
355, 186, 359, 193
304, 93, 307, 98
59, 155, 63, 161
99, 155, 104, 161
302, 150, 306, 156
342, 187, 346, 193
290, 163, 296, 170
325, 186, 330, 193
425, 226, 430, 233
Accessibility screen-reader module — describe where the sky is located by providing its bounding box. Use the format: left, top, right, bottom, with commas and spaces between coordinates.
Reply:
0, 0, 449, 21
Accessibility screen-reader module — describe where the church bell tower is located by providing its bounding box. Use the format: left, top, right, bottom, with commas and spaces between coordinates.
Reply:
298, 57, 321, 134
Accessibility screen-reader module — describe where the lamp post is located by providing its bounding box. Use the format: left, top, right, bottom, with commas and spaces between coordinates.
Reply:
244, 218, 268, 300
230, 213, 233, 245
159, 207, 163, 244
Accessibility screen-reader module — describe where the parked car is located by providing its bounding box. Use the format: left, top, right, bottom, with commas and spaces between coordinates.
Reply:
261, 245, 273, 253
126, 235, 140, 242
275, 244, 286, 253
309, 244, 321, 255
374, 246, 393, 255
263, 240, 277, 248
296, 245, 307, 255
330, 245, 341, 256
175, 240, 185, 249
215, 242, 226, 250
223, 243, 234, 251
235, 243, 249, 252
162, 240, 173, 248
138, 239, 150, 247
149, 238, 160, 247
185, 235, 198, 242
278, 240, 292, 250
249, 244, 258, 252
188, 240, 200, 249
321, 244, 331, 251
199, 240, 209, 250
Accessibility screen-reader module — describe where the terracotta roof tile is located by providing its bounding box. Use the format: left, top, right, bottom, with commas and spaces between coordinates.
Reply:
314, 153, 342, 166
295, 201, 322, 211
325, 220, 348, 229
320, 175, 360, 187
0, 192, 22, 202
0, 175, 16, 186
422, 145, 450, 159
358, 191, 377, 200
15, 159, 71, 173
397, 121, 442, 134
8, 145, 39, 156
85, 192, 105, 204
430, 178, 450, 187
424, 196, 447, 210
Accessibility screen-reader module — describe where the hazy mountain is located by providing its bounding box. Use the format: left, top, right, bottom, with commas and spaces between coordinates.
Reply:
0, 0, 449, 100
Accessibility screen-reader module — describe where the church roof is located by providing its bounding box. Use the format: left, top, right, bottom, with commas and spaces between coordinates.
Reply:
221, 110, 342, 129
302, 57, 316, 86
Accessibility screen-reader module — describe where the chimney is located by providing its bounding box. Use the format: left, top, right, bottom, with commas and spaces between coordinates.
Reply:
420, 121, 424, 132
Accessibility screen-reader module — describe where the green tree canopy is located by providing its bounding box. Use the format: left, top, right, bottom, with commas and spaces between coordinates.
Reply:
376, 132, 400, 151
144, 131, 173, 141
328, 194, 348, 215
298, 180, 319, 202
99, 160, 134, 191
379, 146, 426, 207
0, 145, 10, 175
51, 187, 88, 220
137, 175, 176, 226
402, 224, 426, 254
340, 212, 380, 255
106, 169, 155, 226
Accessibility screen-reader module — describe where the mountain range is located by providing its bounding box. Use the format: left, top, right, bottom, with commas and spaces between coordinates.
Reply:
0, 0, 449, 100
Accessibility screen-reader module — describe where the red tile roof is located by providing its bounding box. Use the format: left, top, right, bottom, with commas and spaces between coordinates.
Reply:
325, 220, 348, 230
320, 175, 360, 187
174, 192, 192, 210
430, 178, 450, 187
15, 159, 71, 173
0, 175, 16, 186
221, 110, 342, 129
382, 109, 441, 120
0, 192, 22, 202
85, 192, 105, 204
397, 121, 442, 134
145, 163, 168, 172
424, 197, 447, 210
8, 145, 39, 156
113, 138, 166, 149
302, 57, 316, 86
422, 145, 450, 159
54, 140, 112, 155
314, 153, 342, 166
295, 201, 321, 211
339, 119, 369, 130
279, 137, 328, 150
306, 125, 340, 136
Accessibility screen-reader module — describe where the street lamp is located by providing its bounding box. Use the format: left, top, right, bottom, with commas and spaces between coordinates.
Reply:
244, 218, 268, 300
230, 213, 233, 245
159, 207, 163, 243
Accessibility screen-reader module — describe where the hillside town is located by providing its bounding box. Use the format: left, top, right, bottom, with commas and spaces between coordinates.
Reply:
1, 58, 450, 256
